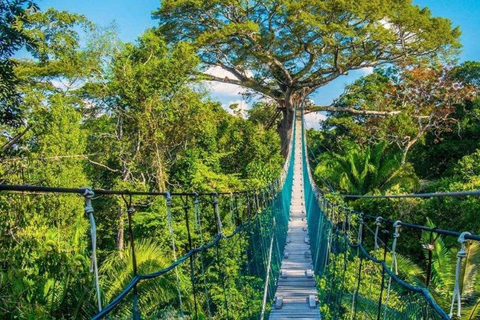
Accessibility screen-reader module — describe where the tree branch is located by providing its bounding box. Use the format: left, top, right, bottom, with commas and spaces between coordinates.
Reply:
306, 105, 401, 116
200, 72, 281, 99
1, 124, 34, 154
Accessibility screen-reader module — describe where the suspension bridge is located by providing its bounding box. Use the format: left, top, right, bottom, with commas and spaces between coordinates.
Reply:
1, 109, 480, 320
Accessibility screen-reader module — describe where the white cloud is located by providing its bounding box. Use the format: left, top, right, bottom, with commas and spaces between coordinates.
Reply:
359, 67, 374, 76
203, 66, 248, 97
379, 18, 393, 30
304, 112, 327, 130
223, 99, 249, 118
50, 78, 84, 91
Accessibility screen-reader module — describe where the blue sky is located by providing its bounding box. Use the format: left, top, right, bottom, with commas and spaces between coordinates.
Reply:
37, 0, 480, 123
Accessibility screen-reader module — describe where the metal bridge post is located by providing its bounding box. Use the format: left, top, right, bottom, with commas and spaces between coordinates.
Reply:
450, 231, 471, 318
83, 187, 102, 313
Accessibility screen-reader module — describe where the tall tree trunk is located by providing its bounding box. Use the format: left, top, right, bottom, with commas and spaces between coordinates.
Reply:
117, 206, 124, 258
278, 102, 294, 157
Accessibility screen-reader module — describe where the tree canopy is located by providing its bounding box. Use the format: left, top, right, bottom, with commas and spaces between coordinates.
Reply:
155, 0, 461, 144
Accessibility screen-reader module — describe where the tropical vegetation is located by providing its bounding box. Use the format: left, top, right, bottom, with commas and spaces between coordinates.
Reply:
1, 0, 480, 319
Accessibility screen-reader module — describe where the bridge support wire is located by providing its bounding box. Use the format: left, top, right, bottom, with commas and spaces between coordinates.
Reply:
83, 188, 102, 313
165, 192, 185, 319
260, 232, 275, 320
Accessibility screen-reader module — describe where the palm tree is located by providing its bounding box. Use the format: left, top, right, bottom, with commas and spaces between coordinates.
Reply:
99, 239, 189, 319
382, 219, 480, 319
314, 142, 419, 194
419, 220, 480, 319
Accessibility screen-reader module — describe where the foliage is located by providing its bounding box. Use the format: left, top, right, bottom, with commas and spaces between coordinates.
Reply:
1, 1, 480, 319
0, 0, 37, 125
317, 63, 477, 165
307, 59, 480, 319
314, 142, 419, 195
0, 3, 284, 319
154, 0, 460, 145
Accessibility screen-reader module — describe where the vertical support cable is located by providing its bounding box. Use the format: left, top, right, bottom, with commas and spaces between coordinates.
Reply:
241, 226, 253, 319
374, 217, 383, 251
236, 193, 242, 225
328, 218, 338, 318
194, 194, 212, 320
357, 213, 364, 246
314, 198, 325, 271
262, 188, 267, 212
390, 221, 401, 275
383, 221, 401, 319
260, 232, 275, 320
348, 209, 353, 237
337, 207, 350, 319
181, 195, 198, 319
229, 192, 234, 226
351, 213, 365, 319
194, 192, 200, 229
213, 192, 223, 235
245, 191, 251, 219
83, 187, 102, 312
376, 228, 390, 320
165, 191, 185, 318
450, 231, 471, 318
121, 193, 140, 320
212, 193, 229, 318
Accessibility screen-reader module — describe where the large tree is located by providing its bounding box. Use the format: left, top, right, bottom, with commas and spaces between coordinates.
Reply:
0, 0, 38, 125
154, 0, 460, 148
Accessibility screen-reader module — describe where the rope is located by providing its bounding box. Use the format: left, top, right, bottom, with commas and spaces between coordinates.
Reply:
212, 193, 223, 235
357, 213, 364, 245
337, 210, 349, 319
83, 188, 102, 312
260, 232, 275, 320
313, 200, 325, 270
121, 193, 140, 320
194, 194, 212, 319
376, 228, 390, 320
237, 194, 242, 225
374, 217, 383, 251
229, 192, 234, 226
194, 193, 200, 229
348, 210, 364, 319
383, 221, 401, 319
212, 194, 229, 319
449, 231, 471, 318
390, 221, 401, 275
180, 195, 199, 319
165, 191, 185, 319
242, 227, 254, 319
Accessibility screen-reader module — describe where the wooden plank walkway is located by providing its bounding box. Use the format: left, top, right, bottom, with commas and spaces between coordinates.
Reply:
269, 117, 321, 320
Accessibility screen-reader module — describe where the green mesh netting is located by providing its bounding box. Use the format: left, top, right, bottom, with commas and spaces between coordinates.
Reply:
301, 111, 450, 320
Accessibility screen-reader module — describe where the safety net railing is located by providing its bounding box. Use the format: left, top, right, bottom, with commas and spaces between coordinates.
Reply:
0, 117, 296, 319
301, 110, 480, 320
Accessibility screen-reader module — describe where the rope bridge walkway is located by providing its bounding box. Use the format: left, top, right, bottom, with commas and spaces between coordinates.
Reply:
269, 111, 321, 319
1, 109, 480, 319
